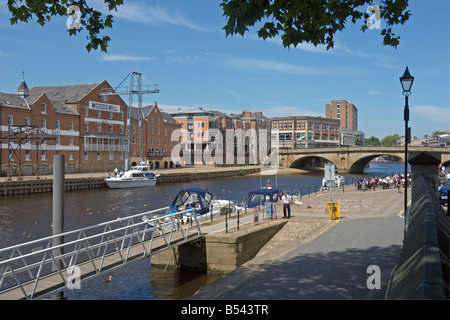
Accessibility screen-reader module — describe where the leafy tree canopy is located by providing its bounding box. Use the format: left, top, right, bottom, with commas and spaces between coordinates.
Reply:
381, 134, 400, 146
6, 0, 410, 52
6, 0, 124, 52
221, 0, 411, 50
365, 136, 381, 146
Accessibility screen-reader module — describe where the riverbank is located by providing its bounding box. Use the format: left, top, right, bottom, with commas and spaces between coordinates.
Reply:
0, 165, 267, 195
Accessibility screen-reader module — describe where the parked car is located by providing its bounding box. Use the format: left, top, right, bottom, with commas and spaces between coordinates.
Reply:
438, 180, 450, 205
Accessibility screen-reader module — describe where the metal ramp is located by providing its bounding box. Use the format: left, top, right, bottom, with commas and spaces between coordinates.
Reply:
0, 207, 201, 300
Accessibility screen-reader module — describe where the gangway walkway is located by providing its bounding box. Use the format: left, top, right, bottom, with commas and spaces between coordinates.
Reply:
0, 207, 201, 300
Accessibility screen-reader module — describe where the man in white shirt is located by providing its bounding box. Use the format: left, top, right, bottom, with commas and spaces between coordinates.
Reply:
282, 193, 291, 219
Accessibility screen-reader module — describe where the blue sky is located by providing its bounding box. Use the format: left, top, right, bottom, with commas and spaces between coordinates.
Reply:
0, 0, 448, 139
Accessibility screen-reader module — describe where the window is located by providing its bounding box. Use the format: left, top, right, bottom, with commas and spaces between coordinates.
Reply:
69, 137, 73, 145
84, 107, 89, 118
69, 122, 73, 130
97, 152, 101, 160
56, 136, 61, 145
84, 152, 89, 160
109, 111, 113, 120
8, 116, 13, 125
97, 110, 101, 118
97, 124, 101, 133
41, 103, 46, 113
25, 117, 30, 126
41, 151, 47, 161
85, 123, 89, 132
41, 119, 46, 128
109, 125, 113, 134
26, 150, 31, 161
109, 152, 113, 160
69, 151, 74, 160
56, 120, 60, 129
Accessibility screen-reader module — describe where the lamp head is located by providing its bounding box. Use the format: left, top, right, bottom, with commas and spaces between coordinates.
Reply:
400, 66, 414, 95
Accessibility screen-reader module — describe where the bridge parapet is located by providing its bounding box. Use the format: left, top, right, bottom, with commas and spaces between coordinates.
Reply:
387, 174, 449, 299
280, 146, 450, 174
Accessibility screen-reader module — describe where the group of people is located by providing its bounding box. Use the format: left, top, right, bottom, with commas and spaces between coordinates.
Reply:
357, 172, 411, 191
112, 168, 124, 177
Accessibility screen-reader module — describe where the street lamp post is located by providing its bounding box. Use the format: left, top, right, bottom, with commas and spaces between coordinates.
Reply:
400, 66, 414, 217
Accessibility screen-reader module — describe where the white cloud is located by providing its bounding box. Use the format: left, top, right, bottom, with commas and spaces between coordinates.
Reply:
366, 91, 383, 95
225, 88, 243, 100
224, 56, 326, 76
100, 54, 155, 62
412, 105, 450, 123
166, 55, 200, 63
110, 1, 206, 32
263, 105, 322, 118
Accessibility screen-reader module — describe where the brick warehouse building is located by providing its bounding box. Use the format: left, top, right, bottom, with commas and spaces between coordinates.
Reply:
0, 77, 181, 176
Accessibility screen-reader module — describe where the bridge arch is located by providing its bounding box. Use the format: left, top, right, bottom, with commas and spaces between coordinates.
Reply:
348, 154, 405, 173
289, 155, 337, 172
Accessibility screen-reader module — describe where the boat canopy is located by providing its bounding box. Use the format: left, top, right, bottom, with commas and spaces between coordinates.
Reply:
171, 188, 213, 215
247, 188, 281, 208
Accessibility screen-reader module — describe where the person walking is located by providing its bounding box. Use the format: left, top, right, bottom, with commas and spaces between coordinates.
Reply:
282, 192, 291, 219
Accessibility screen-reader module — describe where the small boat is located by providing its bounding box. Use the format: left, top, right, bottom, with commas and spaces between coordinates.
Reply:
322, 175, 345, 189
170, 188, 241, 217
142, 188, 242, 227
105, 165, 159, 189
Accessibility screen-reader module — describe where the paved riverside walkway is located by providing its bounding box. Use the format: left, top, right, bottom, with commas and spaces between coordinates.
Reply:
188, 187, 407, 300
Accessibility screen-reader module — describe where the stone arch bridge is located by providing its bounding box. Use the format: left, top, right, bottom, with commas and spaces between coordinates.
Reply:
279, 146, 450, 174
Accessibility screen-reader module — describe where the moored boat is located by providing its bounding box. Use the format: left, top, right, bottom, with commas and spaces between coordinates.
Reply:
105, 165, 159, 189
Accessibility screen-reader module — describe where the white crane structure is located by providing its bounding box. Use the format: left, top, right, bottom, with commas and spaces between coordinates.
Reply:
99, 72, 159, 170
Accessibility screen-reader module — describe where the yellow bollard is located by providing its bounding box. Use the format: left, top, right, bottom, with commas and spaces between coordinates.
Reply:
327, 202, 340, 220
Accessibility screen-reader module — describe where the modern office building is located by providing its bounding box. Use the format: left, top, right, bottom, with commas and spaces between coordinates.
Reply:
270, 116, 341, 149
325, 100, 358, 131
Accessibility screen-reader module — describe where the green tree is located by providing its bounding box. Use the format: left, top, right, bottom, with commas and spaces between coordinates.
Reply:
381, 134, 401, 146
431, 130, 450, 136
365, 136, 381, 146
6, 0, 124, 52
5, 0, 411, 53
221, 0, 411, 50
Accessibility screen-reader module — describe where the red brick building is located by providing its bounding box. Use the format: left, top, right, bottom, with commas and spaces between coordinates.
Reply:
130, 101, 181, 169
1, 77, 184, 176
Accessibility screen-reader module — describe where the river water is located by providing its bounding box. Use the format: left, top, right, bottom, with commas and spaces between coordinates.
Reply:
0, 162, 406, 300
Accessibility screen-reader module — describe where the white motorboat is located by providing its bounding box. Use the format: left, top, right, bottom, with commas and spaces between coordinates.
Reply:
322, 175, 345, 189
105, 165, 160, 189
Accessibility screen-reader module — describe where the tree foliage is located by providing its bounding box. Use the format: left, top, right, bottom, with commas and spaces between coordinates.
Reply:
221, 0, 411, 50
381, 134, 400, 146
365, 136, 381, 146
6, 0, 124, 52
5, 0, 411, 52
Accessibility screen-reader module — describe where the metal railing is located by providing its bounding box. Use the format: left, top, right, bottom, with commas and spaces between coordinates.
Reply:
0, 207, 200, 300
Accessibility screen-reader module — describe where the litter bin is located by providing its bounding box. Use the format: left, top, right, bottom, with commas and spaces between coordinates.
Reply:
327, 202, 340, 220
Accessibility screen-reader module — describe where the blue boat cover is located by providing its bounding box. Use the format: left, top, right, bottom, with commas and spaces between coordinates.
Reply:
247, 188, 281, 208
171, 188, 213, 214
